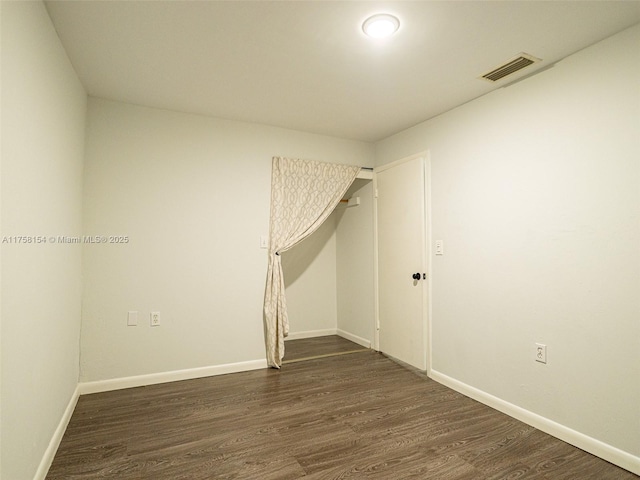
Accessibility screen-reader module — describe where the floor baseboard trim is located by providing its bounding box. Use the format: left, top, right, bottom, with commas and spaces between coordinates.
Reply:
34, 385, 80, 480
429, 369, 640, 476
78, 359, 268, 395
336, 329, 371, 349
285, 329, 337, 341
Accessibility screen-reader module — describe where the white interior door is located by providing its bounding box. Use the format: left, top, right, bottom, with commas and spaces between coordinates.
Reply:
375, 155, 427, 370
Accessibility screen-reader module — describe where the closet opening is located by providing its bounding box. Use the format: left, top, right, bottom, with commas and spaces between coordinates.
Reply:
281, 168, 375, 364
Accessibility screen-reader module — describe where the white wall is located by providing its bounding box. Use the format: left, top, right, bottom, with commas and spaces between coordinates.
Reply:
1, 2, 86, 479
375, 25, 640, 462
81, 98, 373, 382
336, 181, 375, 345
282, 215, 338, 336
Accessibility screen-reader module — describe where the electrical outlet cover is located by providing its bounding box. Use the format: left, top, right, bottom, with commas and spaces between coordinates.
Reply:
151, 311, 161, 326
535, 343, 547, 364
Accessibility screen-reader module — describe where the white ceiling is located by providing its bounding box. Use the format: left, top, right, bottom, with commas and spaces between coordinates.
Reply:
45, 1, 640, 142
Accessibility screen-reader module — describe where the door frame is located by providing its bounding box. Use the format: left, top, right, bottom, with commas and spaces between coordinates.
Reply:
373, 151, 432, 374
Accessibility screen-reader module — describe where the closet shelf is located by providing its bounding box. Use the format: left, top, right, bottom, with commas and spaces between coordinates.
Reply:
357, 169, 374, 180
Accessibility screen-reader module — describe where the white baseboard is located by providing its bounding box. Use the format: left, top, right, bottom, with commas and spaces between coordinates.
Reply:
34, 385, 80, 480
429, 369, 640, 476
285, 328, 337, 341
336, 329, 371, 349
283, 328, 371, 348
78, 359, 268, 395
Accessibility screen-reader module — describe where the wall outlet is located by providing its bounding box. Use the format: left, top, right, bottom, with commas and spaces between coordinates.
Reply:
127, 311, 138, 326
435, 240, 444, 255
535, 343, 547, 364
150, 311, 161, 327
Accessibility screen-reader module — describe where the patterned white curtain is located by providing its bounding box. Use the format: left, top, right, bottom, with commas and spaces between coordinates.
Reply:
264, 156, 360, 368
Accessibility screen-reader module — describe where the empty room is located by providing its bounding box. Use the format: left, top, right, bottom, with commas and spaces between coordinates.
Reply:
1, 1, 639, 479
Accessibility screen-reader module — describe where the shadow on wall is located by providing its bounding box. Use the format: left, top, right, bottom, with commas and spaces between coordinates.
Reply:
281, 212, 336, 287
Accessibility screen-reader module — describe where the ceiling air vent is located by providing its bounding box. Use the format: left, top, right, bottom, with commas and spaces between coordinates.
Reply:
480, 53, 541, 82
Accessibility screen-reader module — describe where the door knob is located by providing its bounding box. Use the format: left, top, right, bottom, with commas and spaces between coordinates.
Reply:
412, 273, 421, 280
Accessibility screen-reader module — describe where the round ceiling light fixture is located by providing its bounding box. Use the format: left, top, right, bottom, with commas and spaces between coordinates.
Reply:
362, 13, 400, 39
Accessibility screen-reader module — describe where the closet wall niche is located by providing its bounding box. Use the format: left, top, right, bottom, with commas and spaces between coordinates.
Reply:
281, 172, 375, 348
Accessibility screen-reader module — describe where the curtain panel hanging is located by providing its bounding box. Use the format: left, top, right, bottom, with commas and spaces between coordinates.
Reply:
263, 156, 360, 368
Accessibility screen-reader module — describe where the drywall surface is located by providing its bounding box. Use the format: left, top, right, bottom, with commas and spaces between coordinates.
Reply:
375, 25, 640, 457
81, 98, 373, 381
282, 214, 338, 335
336, 181, 375, 344
1, 2, 86, 479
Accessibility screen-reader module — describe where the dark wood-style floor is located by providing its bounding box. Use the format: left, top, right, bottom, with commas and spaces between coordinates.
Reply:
283, 335, 369, 363
47, 350, 637, 479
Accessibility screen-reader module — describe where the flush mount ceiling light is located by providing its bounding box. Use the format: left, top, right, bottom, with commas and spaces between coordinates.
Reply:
362, 14, 400, 39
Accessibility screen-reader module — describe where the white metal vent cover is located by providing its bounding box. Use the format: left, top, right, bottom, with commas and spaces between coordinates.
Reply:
480, 53, 542, 82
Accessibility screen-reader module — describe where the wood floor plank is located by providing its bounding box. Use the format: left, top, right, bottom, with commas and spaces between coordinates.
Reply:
47, 351, 638, 479
283, 335, 368, 363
